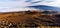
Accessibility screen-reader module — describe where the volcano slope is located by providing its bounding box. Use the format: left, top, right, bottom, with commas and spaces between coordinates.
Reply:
0, 11, 60, 28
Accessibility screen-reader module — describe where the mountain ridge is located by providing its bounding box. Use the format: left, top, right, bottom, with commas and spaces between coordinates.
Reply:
28, 5, 60, 11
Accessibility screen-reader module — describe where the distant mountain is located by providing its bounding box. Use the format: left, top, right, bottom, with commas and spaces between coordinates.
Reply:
28, 5, 60, 12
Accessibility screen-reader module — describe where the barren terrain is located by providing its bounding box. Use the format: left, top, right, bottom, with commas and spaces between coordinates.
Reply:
0, 11, 60, 28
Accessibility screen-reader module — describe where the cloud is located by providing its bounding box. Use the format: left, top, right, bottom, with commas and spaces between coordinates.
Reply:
0, 0, 60, 8
0, 0, 60, 12
34, 0, 60, 7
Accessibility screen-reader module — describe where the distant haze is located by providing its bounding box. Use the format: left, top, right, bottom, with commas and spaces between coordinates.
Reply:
0, 0, 60, 12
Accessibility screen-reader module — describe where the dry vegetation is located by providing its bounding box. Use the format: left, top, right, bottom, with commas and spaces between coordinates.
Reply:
0, 11, 60, 28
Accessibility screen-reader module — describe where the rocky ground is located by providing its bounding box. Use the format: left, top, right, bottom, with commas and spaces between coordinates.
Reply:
0, 10, 60, 28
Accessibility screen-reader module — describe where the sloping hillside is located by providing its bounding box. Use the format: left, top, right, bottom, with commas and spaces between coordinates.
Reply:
0, 10, 60, 28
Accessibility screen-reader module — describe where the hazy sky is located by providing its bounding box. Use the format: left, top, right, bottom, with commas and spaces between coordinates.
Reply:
0, 0, 60, 12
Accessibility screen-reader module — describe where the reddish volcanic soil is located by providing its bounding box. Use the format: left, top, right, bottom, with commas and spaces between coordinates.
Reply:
0, 11, 42, 27
0, 11, 60, 27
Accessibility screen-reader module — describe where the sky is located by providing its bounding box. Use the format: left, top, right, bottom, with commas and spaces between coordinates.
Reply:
0, 0, 60, 12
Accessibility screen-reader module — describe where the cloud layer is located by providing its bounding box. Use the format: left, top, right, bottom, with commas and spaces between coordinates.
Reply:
0, 0, 60, 12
